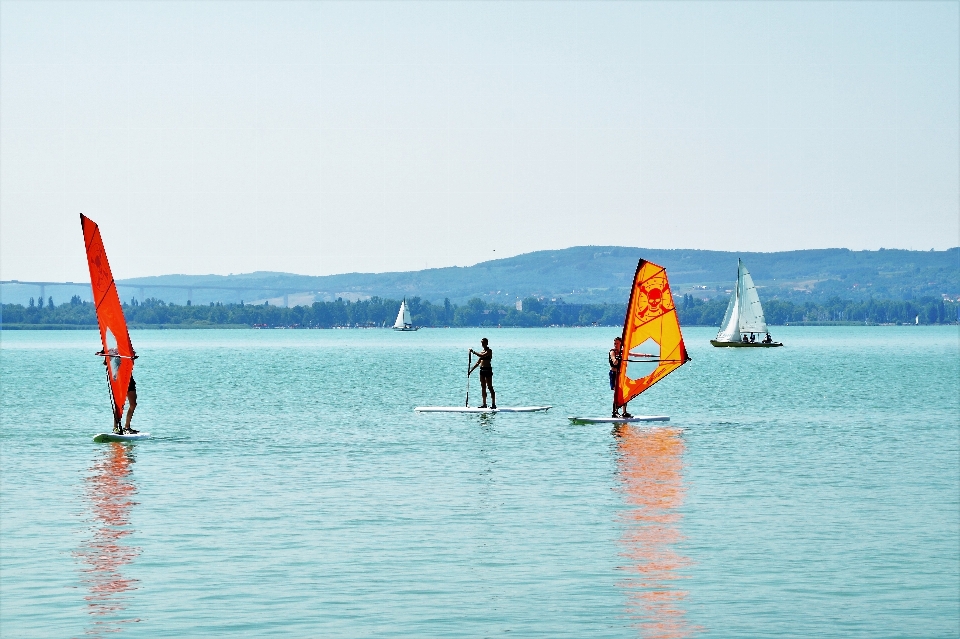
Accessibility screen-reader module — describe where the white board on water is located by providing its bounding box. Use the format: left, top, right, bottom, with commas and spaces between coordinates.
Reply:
415, 406, 551, 414
567, 416, 669, 424
93, 432, 151, 443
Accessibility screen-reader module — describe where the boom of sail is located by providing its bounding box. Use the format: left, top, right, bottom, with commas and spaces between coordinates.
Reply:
711, 259, 782, 347
80, 214, 136, 423
392, 299, 418, 331
613, 260, 690, 412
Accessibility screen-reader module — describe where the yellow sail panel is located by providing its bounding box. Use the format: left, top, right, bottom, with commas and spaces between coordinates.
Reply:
614, 260, 689, 409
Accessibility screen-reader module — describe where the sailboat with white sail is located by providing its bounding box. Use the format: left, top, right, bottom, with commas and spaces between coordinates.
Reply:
710, 259, 782, 347
392, 299, 419, 331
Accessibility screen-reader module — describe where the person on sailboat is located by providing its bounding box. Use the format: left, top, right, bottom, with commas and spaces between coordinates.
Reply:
609, 337, 632, 418
103, 355, 138, 434
469, 338, 496, 409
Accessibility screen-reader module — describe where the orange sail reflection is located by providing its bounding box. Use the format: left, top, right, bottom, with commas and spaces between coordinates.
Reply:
74, 442, 141, 635
616, 425, 701, 638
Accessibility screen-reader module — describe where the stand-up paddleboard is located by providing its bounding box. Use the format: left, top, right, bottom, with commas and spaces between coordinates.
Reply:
568, 415, 667, 424
93, 432, 151, 443
416, 406, 551, 414
81, 214, 142, 443
569, 259, 690, 425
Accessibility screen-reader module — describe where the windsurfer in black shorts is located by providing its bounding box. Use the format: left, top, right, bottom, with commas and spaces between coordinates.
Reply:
609, 337, 632, 418
104, 354, 138, 434
469, 338, 496, 409
123, 376, 138, 434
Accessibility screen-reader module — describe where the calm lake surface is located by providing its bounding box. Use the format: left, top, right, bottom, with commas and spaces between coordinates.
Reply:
1, 326, 958, 638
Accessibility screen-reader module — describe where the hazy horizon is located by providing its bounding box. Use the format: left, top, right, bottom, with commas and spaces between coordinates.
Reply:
2, 1, 958, 282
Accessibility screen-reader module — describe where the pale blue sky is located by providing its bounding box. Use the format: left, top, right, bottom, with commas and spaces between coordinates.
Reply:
1, 0, 957, 281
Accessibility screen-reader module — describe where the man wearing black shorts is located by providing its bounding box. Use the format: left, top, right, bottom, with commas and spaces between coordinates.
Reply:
104, 355, 138, 434
609, 336, 632, 418
123, 376, 138, 434
469, 338, 496, 409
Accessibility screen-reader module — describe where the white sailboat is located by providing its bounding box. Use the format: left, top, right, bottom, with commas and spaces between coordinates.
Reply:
710, 259, 782, 347
392, 299, 419, 331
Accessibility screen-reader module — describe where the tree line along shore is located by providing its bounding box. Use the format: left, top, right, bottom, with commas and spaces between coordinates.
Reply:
1, 294, 956, 329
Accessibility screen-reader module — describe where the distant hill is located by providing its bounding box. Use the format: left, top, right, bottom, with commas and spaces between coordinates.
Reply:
2, 246, 957, 306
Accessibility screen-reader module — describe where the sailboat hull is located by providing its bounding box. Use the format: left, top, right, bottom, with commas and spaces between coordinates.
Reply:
392, 326, 419, 331
710, 340, 782, 347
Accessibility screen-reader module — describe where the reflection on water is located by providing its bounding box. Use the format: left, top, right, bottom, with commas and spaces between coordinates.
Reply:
74, 443, 141, 635
615, 425, 701, 638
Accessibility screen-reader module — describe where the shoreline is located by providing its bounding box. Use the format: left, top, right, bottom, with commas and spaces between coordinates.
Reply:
2, 322, 956, 331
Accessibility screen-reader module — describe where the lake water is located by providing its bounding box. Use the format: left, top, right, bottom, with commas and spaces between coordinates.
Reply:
1, 326, 958, 638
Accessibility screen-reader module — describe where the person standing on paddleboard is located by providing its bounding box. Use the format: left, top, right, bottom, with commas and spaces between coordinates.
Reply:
609, 337, 632, 418
104, 354, 138, 435
469, 338, 496, 409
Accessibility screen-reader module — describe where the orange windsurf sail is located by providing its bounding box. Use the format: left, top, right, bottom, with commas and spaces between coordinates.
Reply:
81, 214, 135, 423
614, 260, 689, 411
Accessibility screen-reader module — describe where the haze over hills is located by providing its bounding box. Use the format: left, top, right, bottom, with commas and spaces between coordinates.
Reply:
2, 247, 958, 307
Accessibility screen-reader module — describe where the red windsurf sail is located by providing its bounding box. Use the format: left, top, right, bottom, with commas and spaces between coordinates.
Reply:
80, 214, 135, 423
614, 260, 690, 412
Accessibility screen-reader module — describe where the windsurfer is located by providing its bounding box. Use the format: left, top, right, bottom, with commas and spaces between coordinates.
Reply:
609, 337, 622, 391
469, 338, 496, 409
103, 356, 138, 434
123, 376, 138, 434
609, 337, 633, 418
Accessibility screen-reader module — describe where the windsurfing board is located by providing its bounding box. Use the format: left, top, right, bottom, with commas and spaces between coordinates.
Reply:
415, 406, 551, 413
93, 432, 151, 443
568, 416, 669, 424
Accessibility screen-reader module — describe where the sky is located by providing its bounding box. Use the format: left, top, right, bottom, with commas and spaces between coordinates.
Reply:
1, 0, 958, 282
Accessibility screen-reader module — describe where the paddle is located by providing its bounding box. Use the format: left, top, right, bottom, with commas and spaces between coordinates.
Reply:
465, 350, 472, 407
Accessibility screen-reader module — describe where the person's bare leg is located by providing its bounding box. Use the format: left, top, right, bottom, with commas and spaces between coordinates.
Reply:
123, 389, 138, 432
488, 379, 496, 409
480, 381, 488, 408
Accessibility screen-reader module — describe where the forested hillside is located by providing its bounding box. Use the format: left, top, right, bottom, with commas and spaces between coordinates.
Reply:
3, 294, 955, 329
3, 246, 956, 307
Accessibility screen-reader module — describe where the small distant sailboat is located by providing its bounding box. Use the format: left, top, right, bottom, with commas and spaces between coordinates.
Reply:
392, 299, 419, 331
710, 259, 783, 347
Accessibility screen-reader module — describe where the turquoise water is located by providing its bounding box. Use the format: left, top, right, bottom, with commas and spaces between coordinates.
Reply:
1, 326, 957, 638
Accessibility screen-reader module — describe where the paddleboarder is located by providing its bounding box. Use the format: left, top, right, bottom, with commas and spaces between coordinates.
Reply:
469, 338, 496, 409
609, 337, 632, 418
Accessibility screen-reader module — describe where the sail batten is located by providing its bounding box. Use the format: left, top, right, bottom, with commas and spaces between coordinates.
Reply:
80, 214, 135, 423
614, 260, 689, 410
